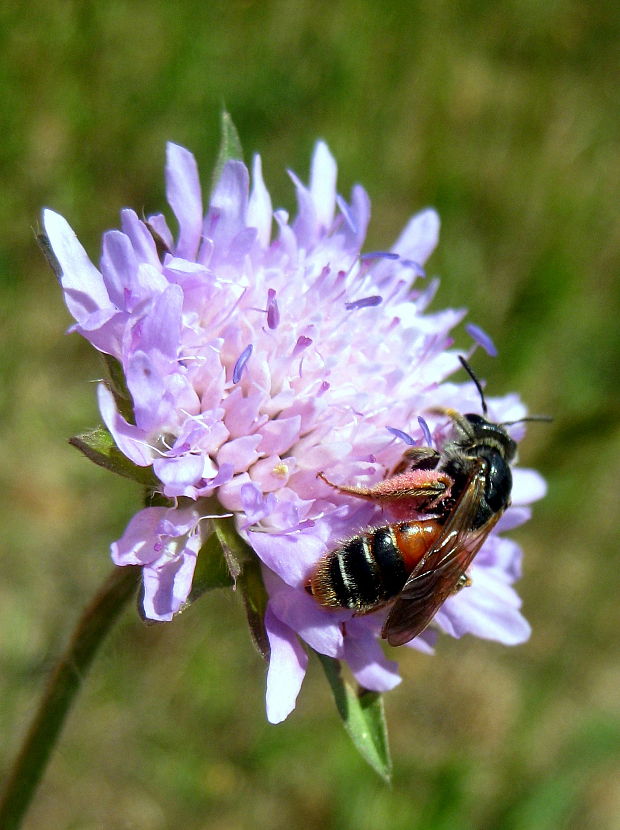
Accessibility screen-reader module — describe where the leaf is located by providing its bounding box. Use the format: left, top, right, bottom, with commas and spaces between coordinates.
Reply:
212, 515, 249, 583
37, 231, 62, 279
69, 426, 158, 487
237, 556, 270, 662
188, 529, 234, 602
212, 518, 270, 660
212, 110, 243, 190
316, 652, 392, 783
99, 354, 135, 423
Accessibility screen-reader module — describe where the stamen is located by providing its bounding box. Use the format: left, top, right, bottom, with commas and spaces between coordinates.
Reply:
386, 426, 416, 445
266, 288, 280, 329
466, 323, 498, 357
417, 416, 433, 447
360, 251, 399, 261
232, 344, 253, 383
345, 295, 382, 310
293, 335, 312, 355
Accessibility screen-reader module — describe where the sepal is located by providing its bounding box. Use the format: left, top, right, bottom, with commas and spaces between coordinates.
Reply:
212, 110, 244, 191
99, 354, 135, 424
211, 517, 270, 660
188, 529, 235, 602
316, 652, 392, 783
69, 426, 158, 487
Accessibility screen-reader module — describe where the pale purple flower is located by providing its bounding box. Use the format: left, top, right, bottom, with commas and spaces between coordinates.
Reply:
43, 140, 546, 723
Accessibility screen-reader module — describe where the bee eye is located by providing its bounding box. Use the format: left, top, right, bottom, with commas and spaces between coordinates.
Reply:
464, 413, 485, 425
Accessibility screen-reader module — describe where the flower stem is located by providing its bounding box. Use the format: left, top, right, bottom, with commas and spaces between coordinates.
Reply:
0, 565, 141, 830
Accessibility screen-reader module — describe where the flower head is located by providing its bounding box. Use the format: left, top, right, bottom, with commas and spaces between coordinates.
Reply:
44, 139, 546, 722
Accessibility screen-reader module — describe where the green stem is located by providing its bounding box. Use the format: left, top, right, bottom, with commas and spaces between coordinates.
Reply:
0, 565, 141, 830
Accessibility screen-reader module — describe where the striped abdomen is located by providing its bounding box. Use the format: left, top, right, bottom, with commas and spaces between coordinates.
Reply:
309, 520, 443, 612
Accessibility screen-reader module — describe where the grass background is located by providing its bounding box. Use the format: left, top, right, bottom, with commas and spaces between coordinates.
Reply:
1, 1, 619, 828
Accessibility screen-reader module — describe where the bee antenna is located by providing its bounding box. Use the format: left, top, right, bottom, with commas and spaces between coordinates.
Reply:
458, 355, 487, 416
501, 415, 553, 427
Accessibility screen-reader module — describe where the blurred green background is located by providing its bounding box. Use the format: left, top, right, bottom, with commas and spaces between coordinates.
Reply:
1, 1, 619, 828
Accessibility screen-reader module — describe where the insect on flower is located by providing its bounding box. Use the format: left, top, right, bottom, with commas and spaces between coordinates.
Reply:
309, 357, 548, 646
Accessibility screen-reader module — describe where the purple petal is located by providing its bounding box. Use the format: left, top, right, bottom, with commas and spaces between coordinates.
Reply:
309, 140, 337, 229
249, 529, 326, 588
153, 453, 206, 493
511, 468, 547, 504
217, 434, 262, 473
207, 160, 250, 253
343, 621, 401, 692
43, 209, 111, 319
495, 506, 532, 533
97, 384, 153, 466
341, 184, 370, 250
439, 569, 531, 645
391, 207, 440, 265
120, 209, 161, 268
111, 506, 168, 566
404, 628, 437, 654
262, 570, 346, 657
247, 154, 273, 247
141, 542, 199, 621
166, 143, 203, 260
124, 351, 168, 432
290, 170, 318, 247
258, 416, 302, 455
265, 605, 308, 723
136, 284, 183, 359
100, 230, 139, 309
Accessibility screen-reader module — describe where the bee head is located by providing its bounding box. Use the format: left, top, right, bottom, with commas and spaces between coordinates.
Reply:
463, 412, 518, 461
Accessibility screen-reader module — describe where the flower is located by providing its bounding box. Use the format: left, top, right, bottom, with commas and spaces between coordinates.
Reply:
43, 139, 546, 723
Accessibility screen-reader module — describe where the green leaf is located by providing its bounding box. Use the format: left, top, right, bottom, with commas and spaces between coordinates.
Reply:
188, 529, 234, 602
37, 231, 62, 279
69, 426, 158, 487
212, 110, 243, 190
237, 555, 270, 661
316, 653, 392, 783
212, 514, 249, 583
212, 517, 270, 660
99, 354, 135, 423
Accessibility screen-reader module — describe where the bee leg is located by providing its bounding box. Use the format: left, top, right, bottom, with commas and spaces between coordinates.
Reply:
453, 573, 472, 594
316, 471, 390, 502
317, 469, 452, 507
392, 446, 441, 474
317, 470, 369, 498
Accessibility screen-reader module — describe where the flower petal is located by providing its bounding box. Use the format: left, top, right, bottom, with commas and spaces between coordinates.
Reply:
265, 605, 308, 723
166, 143, 203, 260
43, 209, 111, 319
97, 383, 153, 466
511, 468, 548, 504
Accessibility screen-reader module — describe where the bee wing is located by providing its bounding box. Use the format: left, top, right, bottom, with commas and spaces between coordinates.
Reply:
382, 465, 502, 646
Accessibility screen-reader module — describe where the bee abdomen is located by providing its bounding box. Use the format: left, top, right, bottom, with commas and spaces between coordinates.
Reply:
310, 527, 408, 611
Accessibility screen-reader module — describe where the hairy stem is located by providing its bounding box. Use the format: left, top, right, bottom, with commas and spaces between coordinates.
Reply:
0, 565, 140, 829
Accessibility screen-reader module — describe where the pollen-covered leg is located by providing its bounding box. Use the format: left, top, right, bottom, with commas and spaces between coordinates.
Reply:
317, 469, 453, 512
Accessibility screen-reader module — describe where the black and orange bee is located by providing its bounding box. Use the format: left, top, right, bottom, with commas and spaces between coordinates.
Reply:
308, 357, 544, 646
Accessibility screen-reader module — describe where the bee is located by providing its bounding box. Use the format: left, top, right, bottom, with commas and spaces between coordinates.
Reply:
308, 357, 545, 646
